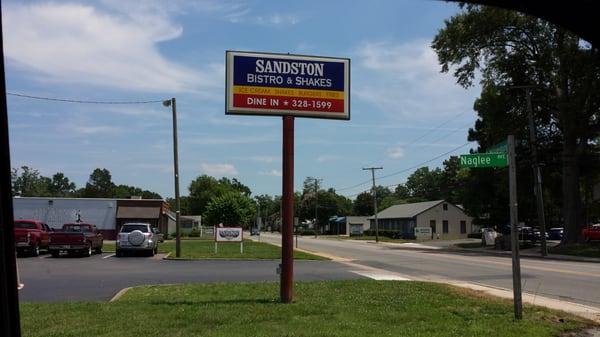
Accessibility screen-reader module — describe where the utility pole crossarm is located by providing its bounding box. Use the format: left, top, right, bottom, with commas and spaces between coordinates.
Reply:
363, 167, 383, 243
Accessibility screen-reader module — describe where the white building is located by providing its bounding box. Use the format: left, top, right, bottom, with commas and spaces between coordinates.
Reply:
369, 200, 474, 240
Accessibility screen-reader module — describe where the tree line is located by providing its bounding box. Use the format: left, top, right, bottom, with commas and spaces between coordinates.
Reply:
11, 166, 161, 199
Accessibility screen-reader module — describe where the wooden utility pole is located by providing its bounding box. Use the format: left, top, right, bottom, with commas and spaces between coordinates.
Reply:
363, 167, 383, 243
164, 98, 181, 258
508, 135, 523, 320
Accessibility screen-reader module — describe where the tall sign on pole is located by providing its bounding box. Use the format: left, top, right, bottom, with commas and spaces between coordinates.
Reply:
226, 51, 350, 303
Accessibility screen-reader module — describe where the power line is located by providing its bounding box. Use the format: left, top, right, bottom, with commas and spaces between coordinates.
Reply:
336, 120, 472, 192
7, 92, 164, 105
361, 111, 469, 168
342, 141, 472, 198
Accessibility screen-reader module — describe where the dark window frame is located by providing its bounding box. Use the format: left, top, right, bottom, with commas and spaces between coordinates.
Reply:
443, 220, 449, 233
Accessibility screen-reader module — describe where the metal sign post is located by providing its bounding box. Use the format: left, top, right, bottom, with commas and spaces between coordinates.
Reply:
508, 135, 523, 320
281, 116, 295, 303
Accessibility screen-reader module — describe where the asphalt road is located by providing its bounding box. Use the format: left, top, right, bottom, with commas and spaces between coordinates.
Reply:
17, 253, 362, 302
258, 233, 600, 308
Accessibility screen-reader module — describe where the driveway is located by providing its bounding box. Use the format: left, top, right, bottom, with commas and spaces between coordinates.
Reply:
17, 253, 363, 302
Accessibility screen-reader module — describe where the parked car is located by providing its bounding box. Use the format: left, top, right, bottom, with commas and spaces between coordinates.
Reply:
14, 220, 51, 256
151, 227, 164, 243
116, 223, 158, 257
498, 225, 537, 250
48, 223, 104, 257
548, 227, 564, 240
481, 228, 498, 246
582, 224, 600, 242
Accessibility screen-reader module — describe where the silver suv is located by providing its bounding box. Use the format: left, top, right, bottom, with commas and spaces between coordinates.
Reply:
116, 223, 159, 257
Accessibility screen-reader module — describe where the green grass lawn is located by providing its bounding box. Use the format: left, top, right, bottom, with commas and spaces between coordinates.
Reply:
549, 242, 600, 258
102, 239, 325, 260
20, 280, 592, 337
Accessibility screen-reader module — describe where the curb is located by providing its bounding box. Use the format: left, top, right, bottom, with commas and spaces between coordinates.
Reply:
109, 287, 132, 302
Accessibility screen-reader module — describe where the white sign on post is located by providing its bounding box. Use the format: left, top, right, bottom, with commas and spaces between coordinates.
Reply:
414, 227, 432, 239
214, 227, 244, 254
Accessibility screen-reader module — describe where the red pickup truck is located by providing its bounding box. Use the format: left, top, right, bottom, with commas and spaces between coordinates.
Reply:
582, 224, 600, 242
48, 223, 104, 257
14, 220, 51, 256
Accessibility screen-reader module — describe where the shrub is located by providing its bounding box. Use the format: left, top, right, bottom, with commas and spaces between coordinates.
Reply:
189, 228, 201, 237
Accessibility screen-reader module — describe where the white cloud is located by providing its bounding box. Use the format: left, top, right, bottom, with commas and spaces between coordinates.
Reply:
386, 146, 405, 159
2, 2, 220, 93
74, 125, 121, 135
316, 155, 340, 163
188, 134, 277, 145
257, 13, 300, 26
259, 169, 282, 177
200, 163, 238, 176
238, 155, 280, 163
353, 39, 479, 120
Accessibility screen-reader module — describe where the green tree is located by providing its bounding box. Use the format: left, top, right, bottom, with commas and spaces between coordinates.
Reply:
218, 177, 251, 196
394, 184, 410, 199
167, 196, 191, 215
114, 184, 162, 199
81, 168, 115, 198
432, 5, 600, 242
188, 175, 231, 215
352, 186, 392, 215
203, 192, 256, 228
12, 166, 51, 196
48, 172, 76, 197
405, 167, 443, 201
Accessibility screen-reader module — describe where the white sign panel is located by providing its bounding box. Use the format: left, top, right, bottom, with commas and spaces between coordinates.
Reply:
414, 227, 432, 239
215, 227, 243, 242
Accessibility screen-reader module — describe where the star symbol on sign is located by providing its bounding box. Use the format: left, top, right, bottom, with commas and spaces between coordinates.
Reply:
283, 100, 289, 106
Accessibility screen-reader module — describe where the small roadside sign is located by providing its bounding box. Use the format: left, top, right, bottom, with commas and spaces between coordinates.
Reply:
460, 153, 508, 168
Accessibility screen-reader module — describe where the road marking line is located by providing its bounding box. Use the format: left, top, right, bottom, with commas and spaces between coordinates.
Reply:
424, 252, 600, 278
102, 254, 115, 259
352, 271, 411, 281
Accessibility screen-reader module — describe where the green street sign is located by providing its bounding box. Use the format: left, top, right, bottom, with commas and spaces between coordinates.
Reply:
460, 153, 508, 168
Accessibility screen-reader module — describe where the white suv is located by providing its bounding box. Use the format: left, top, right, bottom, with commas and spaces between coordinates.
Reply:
116, 223, 159, 257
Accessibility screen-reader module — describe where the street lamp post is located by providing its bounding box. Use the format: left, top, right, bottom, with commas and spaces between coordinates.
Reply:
163, 98, 181, 258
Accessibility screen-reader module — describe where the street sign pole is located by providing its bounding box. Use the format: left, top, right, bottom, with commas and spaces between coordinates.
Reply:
281, 116, 295, 303
508, 135, 523, 320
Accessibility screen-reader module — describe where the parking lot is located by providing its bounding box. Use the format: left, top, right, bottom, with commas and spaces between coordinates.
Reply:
16, 252, 362, 302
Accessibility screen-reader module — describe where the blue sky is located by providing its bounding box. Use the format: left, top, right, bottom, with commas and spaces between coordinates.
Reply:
3, 0, 479, 199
